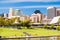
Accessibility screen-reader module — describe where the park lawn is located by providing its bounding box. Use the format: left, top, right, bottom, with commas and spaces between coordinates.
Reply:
27, 28, 60, 36
0, 28, 60, 37
0, 28, 26, 38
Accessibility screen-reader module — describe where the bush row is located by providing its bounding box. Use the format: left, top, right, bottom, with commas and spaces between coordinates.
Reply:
43, 24, 60, 31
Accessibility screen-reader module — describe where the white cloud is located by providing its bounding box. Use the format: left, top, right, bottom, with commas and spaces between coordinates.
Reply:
19, 6, 48, 8
0, 0, 60, 3
0, 6, 49, 9
0, 5, 60, 9
17, 5, 60, 8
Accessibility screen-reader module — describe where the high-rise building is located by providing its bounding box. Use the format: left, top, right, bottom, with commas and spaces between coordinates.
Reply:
8, 8, 14, 18
14, 9, 24, 16
56, 9, 60, 16
47, 6, 56, 19
8, 8, 24, 19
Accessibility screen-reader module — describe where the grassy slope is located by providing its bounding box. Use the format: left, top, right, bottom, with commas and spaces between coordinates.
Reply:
0, 28, 60, 37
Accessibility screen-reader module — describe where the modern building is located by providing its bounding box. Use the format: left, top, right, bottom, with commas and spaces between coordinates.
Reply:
50, 16, 60, 24
8, 8, 24, 19
41, 14, 46, 20
56, 9, 60, 16
47, 6, 56, 19
8, 8, 14, 18
30, 10, 43, 23
20, 16, 30, 21
41, 16, 51, 24
14, 9, 24, 16
42, 19, 52, 24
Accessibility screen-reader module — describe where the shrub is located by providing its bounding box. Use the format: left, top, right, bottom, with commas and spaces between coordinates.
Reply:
56, 26, 60, 31
25, 20, 32, 28
43, 24, 47, 29
49, 24, 54, 29
17, 26, 22, 29
26, 21, 32, 29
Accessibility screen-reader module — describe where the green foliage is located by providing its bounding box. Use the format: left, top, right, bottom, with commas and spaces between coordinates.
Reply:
17, 17, 21, 22
25, 21, 32, 29
58, 18, 60, 25
43, 24, 47, 29
0, 17, 16, 27
0, 17, 32, 29
4, 18, 16, 26
0, 28, 60, 37
50, 24, 54, 29
0, 17, 5, 26
20, 19, 32, 28
56, 26, 60, 31
17, 26, 22, 29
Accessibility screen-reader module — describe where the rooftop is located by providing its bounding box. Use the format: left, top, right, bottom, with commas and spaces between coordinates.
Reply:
56, 9, 60, 10
47, 6, 55, 9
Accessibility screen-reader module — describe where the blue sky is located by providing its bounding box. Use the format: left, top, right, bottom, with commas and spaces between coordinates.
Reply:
0, 0, 60, 16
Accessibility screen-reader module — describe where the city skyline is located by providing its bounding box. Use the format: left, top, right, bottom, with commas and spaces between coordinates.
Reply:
0, 0, 60, 16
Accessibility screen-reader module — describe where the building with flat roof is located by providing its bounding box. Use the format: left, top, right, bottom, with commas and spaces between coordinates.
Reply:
14, 9, 24, 16
56, 9, 60, 16
47, 6, 56, 19
8, 8, 24, 19
8, 8, 14, 18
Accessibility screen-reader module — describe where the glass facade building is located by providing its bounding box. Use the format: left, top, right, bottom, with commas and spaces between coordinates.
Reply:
14, 9, 24, 16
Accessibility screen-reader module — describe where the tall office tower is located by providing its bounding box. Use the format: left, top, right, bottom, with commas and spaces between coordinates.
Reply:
8, 8, 14, 18
14, 9, 24, 16
47, 6, 56, 19
56, 9, 60, 16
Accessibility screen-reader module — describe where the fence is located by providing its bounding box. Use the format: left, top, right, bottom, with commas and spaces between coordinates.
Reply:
0, 35, 60, 40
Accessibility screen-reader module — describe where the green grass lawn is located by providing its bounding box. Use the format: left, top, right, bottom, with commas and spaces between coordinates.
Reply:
0, 27, 60, 38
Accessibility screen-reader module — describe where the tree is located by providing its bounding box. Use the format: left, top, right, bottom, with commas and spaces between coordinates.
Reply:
25, 20, 32, 29
43, 24, 47, 29
58, 18, 60, 25
20, 19, 32, 29
4, 18, 16, 27
49, 24, 54, 29
0, 17, 5, 26
17, 17, 21, 22
16, 18, 22, 29
56, 26, 60, 31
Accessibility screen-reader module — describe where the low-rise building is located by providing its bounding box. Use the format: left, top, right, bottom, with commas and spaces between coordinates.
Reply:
30, 10, 44, 23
